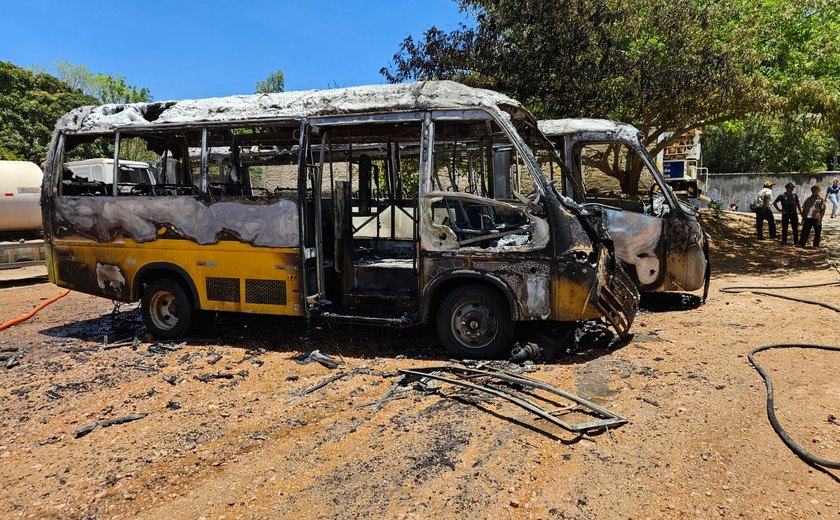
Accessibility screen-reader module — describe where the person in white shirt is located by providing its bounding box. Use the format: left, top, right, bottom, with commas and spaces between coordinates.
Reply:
754, 180, 776, 239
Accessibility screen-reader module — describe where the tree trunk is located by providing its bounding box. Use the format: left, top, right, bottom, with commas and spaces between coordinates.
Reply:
619, 161, 644, 194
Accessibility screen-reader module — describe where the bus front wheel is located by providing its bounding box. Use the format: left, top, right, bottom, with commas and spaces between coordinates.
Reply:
141, 278, 193, 339
436, 284, 515, 359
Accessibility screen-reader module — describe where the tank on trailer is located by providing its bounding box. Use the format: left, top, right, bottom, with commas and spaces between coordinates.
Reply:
0, 160, 43, 234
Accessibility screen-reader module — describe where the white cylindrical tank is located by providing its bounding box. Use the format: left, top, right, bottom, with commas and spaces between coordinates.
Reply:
0, 161, 43, 233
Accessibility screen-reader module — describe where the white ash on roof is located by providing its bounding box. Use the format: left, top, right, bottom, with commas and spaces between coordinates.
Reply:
538, 118, 642, 143
56, 81, 527, 134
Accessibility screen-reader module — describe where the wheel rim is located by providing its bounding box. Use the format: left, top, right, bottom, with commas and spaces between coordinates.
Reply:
149, 289, 180, 331
450, 300, 499, 349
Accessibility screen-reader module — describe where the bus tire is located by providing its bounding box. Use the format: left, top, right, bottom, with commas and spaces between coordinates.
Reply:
436, 284, 514, 359
141, 278, 194, 339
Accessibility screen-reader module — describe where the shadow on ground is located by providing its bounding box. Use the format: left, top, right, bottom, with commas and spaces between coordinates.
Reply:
700, 211, 826, 276
640, 292, 703, 312
39, 306, 625, 367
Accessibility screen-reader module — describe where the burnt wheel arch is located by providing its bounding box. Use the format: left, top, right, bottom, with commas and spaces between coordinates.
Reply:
421, 270, 519, 324
132, 262, 200, 306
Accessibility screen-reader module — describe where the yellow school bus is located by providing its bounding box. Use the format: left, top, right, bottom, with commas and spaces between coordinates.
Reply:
42, 81, 638, 358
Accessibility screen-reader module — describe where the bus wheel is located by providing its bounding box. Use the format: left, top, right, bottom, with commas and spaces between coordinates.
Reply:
141, 278, 193, 339
436, 284, 514, 359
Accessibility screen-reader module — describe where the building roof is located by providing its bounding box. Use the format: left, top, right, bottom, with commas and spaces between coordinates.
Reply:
55, 81, 528, 134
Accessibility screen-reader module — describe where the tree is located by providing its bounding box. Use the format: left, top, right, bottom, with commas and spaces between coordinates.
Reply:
703, 115, 833, 173
383, 0, 838, 180
47, 61, 151, 104
703, 0, 840, 172
0, 61, 99, 162
256, 70, 285, 93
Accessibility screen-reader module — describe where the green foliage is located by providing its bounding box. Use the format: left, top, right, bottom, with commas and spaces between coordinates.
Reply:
709, 199, 723, 214
383, 0, 762, 146
383, 0, 840, 174
0, 61, 153, 163
0, 61, 99, 162
256, 70, 285, 93
48, 61, 151, 104
702, 0, 840, 173
119, 137, 158, 163
703, 115, 833, 172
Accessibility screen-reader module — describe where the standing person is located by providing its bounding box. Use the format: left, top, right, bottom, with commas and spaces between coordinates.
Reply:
799, 184, 826, 248
754, 180, 776, 239
773, 182, 801, 245
825, 178, 839, 218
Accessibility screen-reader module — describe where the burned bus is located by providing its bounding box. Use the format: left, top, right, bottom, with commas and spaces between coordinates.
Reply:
538, 119, 710, 299
41, 82, 638, 358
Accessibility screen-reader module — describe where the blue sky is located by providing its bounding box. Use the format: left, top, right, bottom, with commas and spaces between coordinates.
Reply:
0, 0, 469, 100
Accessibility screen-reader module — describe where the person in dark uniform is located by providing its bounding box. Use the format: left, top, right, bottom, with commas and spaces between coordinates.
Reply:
773, 182, 801, 245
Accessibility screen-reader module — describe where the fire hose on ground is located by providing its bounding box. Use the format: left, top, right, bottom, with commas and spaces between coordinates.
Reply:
720, 281, 840, 469
0, 289, 71, 332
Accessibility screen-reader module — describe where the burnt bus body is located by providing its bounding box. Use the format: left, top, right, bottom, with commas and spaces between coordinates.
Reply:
42, 82, 638, 358
539, 119, 710, 299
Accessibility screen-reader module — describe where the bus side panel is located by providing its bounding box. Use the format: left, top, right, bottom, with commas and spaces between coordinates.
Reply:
49, 238, 304, 317
550, 263, 603, 321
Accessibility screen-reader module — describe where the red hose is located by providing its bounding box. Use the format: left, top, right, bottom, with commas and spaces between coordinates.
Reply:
0, 289, 71, 331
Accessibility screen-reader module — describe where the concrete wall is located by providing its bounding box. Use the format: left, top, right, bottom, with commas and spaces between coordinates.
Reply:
701, 172, 840, 212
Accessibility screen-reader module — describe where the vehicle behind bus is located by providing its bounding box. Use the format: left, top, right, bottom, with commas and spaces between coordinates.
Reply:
63, 158, 157, 195
657, 129, 705, 200
538, 119, 709, 299
0, 160, 43, 238
42, 82, 638, 358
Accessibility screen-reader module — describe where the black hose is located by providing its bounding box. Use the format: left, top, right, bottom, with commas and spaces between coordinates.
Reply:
748, 344, 840, 469
720, 281, 840, 312
720, 280, 840, 469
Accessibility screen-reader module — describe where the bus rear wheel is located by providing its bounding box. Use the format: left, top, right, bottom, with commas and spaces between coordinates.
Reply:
141, 278, 193, 339
436, 284, 515, 359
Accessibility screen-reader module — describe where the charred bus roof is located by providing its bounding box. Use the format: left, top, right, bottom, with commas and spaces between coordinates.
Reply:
55, 81, 534, 135
538, 118, 644, 144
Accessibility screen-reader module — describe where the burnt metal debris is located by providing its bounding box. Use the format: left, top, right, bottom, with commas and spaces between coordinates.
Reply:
194, 371, 248, 383
286, 367, 386, 403
147, 342, 185, 354
60, 336, 141, 353
5, 355, 19, 369
397, 365, 627, 434
295, 350, 341, 369
286, 359, 627, 437
74, 413, 148, 438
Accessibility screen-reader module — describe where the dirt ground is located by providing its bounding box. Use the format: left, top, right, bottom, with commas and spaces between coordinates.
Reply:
1, 211, 838, 519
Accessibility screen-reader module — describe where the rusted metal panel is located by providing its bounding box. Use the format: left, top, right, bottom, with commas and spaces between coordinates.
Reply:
471, 259, 552, 320
52, 196, 299, 247
663, 216, 707, 291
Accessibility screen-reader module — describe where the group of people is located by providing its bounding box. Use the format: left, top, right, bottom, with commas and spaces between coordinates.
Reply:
753, 178, 840, 248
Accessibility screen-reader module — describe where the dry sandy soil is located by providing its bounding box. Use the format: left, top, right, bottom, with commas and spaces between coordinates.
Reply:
1, 211, 838, 519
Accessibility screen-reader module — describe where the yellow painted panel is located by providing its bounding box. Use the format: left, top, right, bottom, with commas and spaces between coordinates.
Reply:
50, 237, 304, 316
550, 273, 602, 321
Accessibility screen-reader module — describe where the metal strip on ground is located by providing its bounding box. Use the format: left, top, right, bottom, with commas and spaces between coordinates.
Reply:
398, 366, 627, 433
